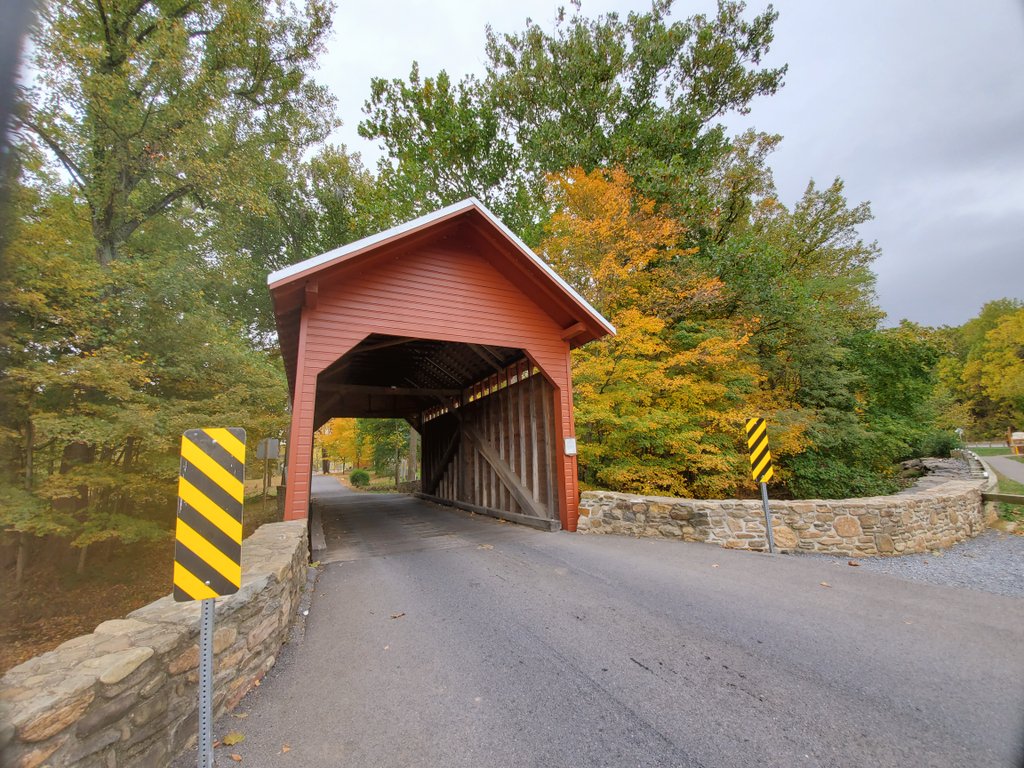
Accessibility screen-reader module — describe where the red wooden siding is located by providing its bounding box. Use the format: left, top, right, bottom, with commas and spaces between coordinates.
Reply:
283, 242, 582, 529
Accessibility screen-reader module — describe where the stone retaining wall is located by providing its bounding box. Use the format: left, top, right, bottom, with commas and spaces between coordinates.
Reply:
578, 481, 990, 556
0, 520, 308, 768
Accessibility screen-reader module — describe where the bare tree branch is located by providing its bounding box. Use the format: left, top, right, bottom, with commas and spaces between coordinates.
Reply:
17, 116, 87, 189
113, 183, 193, 243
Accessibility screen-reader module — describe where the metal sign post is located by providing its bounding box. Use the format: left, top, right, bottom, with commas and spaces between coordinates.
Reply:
759, 481, 776, 554
745, 418, 776, 554
198, 598, 215, 768
172, 427, 246, 768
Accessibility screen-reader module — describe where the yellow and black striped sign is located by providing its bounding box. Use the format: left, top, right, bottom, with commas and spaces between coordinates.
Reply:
173, 428, 246, 602
745, 417, 774, 484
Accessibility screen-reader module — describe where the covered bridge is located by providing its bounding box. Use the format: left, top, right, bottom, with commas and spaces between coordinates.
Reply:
267, 198, 613, 531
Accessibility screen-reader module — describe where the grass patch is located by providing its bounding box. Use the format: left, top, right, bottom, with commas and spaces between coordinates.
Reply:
339, 471, 402, 494
243, 493, 282, 538
992, 469, 1024, 526
972, 446, 1012, 456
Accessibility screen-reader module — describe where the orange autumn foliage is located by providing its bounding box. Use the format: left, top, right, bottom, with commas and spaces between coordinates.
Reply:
539, 167, 805, 498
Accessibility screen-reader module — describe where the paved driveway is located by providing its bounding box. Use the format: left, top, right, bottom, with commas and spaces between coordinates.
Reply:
986, 453, 1024, 484
179, 479, 1024, 767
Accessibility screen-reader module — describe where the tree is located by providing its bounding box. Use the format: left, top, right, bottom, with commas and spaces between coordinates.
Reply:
356, 419, 409, 487
21, 0, 336, 265
540, 166, 800, 498
484, 0, 785, 179
963, 307, 1024, 432
359, 64, 533, 236
938, 299, 1024, 438
359, 0, 786, 246
318, 419, 360, 469
1, 0, 328, 573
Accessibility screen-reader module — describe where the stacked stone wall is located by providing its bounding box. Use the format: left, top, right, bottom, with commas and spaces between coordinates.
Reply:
577, 481, 990, 556
0, 520, 308, 768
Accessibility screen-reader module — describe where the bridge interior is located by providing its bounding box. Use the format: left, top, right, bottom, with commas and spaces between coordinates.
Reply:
313, 335, 562, 530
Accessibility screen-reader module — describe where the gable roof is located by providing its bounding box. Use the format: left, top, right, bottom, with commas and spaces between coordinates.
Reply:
267, 197, 615, 338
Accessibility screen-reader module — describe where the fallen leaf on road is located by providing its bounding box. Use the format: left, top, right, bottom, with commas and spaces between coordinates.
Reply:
230, 712, 248, 719
384, 645, 389, 650
222, 732, 245, 746
230, 754, 242, 762
390, 612, 406, 619
711, 564, 719, 568
478, 544, 493, 550
847, 561, 860, 567
281, 744, 291, 754
819, 582, 832, 588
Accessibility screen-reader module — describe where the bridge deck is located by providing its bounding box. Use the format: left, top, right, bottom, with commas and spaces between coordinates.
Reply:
309, 476, 535, 564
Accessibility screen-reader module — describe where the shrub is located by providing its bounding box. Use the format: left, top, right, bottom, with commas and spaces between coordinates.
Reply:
349, 469, 370, 487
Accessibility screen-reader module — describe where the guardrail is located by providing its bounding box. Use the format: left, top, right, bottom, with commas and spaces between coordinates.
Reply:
982, 493, 1024, 506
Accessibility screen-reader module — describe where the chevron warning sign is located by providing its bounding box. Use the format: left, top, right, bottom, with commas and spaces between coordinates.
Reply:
745, 417, 774, 484
173, 428, 246, 602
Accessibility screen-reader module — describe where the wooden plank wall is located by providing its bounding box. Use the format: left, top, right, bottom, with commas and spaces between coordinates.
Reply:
422, 360, 558, 521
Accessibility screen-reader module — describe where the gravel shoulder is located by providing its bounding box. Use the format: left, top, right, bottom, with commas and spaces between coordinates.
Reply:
805, 528, 1024, 598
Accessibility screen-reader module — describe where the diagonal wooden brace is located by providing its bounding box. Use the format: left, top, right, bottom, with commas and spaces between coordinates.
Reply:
462, 422, 548, 520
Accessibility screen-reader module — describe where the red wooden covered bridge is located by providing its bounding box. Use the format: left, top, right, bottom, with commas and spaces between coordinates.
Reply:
267, 198, 614, 531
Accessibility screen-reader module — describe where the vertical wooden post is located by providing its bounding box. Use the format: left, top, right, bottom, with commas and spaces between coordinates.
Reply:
284, 317, 317, 521
517, 361, 527, 506
497, 373, 507, 511
528, 366, 540, 504
540, 374, 555, 519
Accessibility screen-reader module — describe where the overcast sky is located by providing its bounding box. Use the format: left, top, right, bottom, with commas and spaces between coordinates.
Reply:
319, 0, 1024, 328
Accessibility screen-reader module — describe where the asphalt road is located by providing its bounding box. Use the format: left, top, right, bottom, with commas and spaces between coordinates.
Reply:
180, 478, 1024, 768
987, 454, 1024, 484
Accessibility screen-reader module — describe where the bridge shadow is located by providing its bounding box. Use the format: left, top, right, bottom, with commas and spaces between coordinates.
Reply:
308, 475, 538, 565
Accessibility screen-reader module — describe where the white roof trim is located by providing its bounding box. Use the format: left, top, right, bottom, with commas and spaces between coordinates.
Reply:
267, 197, 616, 336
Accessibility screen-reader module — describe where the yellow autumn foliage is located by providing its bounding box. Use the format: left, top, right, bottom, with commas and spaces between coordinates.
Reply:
541, 167, 805, 498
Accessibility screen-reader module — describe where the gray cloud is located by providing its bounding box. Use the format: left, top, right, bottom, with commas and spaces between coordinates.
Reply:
730, 0, 1024, 326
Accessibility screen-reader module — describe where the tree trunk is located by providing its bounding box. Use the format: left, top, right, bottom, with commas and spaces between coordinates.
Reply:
15, 533, 26, 586
76, 545, 88, 576
408, 427, 419, 481
23, 418, 33, 491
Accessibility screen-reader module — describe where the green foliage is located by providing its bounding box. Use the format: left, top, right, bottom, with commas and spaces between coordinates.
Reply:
355, 420, 409, 477
936, 300, 1024, 439
349, 469, 370, 488
359, 0, 785, 247
1, 0, 327, 567
23, 0, 336, 265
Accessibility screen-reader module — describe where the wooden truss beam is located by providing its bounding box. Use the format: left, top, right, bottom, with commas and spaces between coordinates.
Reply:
329, 385, 461, 398
463, 422, 547, 520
